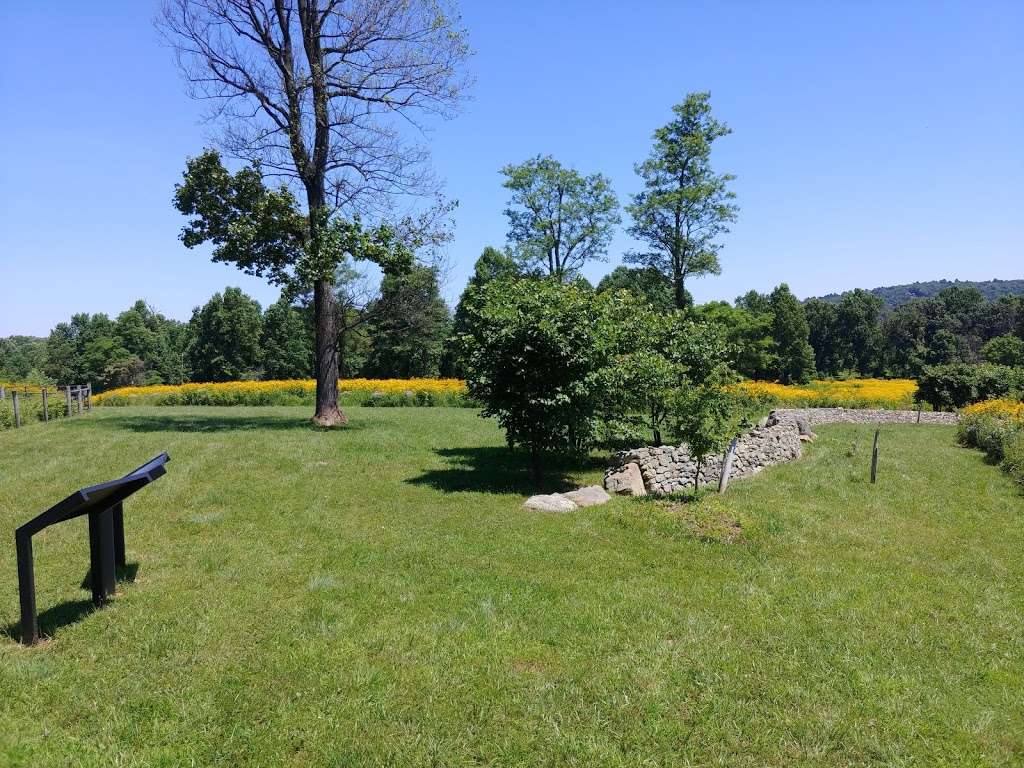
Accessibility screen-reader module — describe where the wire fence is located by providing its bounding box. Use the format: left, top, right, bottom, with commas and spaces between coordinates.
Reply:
0, 383, 92, 430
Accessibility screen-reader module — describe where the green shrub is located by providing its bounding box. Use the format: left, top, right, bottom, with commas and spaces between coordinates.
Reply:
917, 364, 1024, 410
1002, 430, 1024, 487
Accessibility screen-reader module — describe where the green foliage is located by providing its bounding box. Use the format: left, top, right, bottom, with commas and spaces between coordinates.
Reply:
445, 247, 522, 376
692, 301, 774, 380
916, 363, 1024, 410
501, 155, 620, 281
596, 266, 677, 313
457, 278, 629, 479
626, 92, 738, 309
363, 266, 451, 378
261, 298, 313, 380
982, 334, 1024, 367
187, 288, 264, 382
0, 336, 47, 381
768, 284, 815, 384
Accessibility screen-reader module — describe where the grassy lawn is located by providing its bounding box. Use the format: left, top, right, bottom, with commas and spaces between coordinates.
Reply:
1, 406, 1022, 766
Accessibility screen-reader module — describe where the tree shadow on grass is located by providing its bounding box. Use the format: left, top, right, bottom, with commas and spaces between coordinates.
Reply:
80, 413, 367, 433
407, 446, 607, 496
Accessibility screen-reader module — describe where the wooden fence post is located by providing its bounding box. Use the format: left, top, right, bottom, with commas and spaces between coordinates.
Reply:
0, 385, 5, 401
12, 390, 21, 428
65, 386, 73, 418
86, 383, 92, 411
42, 388, 49, 421
76, 388, 84, 415
870, 428, 880, 484
718, 437, 739, 493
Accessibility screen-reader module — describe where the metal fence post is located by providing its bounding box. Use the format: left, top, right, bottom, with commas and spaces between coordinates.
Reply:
12, 391, 21, 428
870, 429, 880, 484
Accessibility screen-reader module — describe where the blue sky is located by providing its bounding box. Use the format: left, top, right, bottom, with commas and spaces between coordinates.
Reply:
1, 1, 1021, 336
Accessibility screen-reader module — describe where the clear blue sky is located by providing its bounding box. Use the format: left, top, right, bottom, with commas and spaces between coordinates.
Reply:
1, 1, 1021, 336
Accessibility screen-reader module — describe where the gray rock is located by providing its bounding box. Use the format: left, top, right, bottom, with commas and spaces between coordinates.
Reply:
563, 485, 612, 507
604, 462, 647, 496
523, 493, 577, 512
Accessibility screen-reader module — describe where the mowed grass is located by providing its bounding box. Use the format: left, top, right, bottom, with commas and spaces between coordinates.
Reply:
0, 407, 1022, 767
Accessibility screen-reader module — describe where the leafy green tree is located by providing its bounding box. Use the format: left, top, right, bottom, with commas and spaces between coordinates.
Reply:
456, 278, 627, 483
115, 300, 189, 384
596, 266, 676, 313
187, 288, 264, 382
501, 155, 620, 281
769, 284, 815, 384
674, 381, 738, 491
835, 289, 883, 375
445, 246, 522, 376
981, 334, 1024, 367
0, 336, 47, 381
363, 265, 451, 378
803, 298, 843, 376
262, 297, 313, 380
45, 313, 129, 390
160, 1, 469, 426
692, 301, 774, 380
626, 92, 738, 309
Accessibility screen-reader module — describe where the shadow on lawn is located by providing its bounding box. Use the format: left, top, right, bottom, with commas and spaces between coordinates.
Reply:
78, 413, 366, 433
1, 563, 140, 645
407, 446, 606, 495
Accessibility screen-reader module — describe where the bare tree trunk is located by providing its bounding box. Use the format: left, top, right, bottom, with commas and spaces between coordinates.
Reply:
313, 278, 346, 426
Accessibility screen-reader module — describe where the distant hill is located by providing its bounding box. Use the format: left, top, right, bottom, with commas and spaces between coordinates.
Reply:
814, 278, 1024, 309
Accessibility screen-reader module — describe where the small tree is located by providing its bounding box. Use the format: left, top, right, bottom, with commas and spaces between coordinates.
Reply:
626, 93, 738, 309
674, 381, 738, 491
502, 156, 620, 281
456, 278, 624, 484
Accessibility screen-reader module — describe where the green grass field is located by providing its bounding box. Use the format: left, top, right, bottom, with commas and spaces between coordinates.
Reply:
1, 407, 1022, 766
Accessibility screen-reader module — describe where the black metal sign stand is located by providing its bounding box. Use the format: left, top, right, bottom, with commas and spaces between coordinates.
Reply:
15, 453, 170, 645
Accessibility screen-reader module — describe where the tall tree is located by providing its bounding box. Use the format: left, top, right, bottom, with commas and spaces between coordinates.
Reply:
596, 266, 676, 313
262, 296, 314, 379
445, 246, 521, 375
363, 265, 451, 378
626, 92, 737, 309
159, 0, 470, 425
501, 155, 620, 281
768, 284, 815, 384
188, 288, 264, 382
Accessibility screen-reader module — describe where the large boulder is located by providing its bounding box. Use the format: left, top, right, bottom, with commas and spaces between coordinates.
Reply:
604, 462, 647, 496
563, 485, 611, 507
523, 493, 577, 512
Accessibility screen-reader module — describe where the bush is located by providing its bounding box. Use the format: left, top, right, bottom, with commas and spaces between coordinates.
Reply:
916, 364, 1024, 410
957, 399, 1024, 488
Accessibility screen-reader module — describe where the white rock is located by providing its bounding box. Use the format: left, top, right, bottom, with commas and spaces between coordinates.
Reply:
523, 493, 577, 512
604, 462, 647, 496
563, 485, 612, 507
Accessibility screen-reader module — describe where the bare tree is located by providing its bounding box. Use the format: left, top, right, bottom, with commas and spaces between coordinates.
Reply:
159, 0, 471, 425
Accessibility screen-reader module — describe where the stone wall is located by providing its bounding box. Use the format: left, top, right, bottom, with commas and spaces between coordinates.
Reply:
605, 420, 802, 496
771, 407, 958, 426
604, 407, 958, 496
